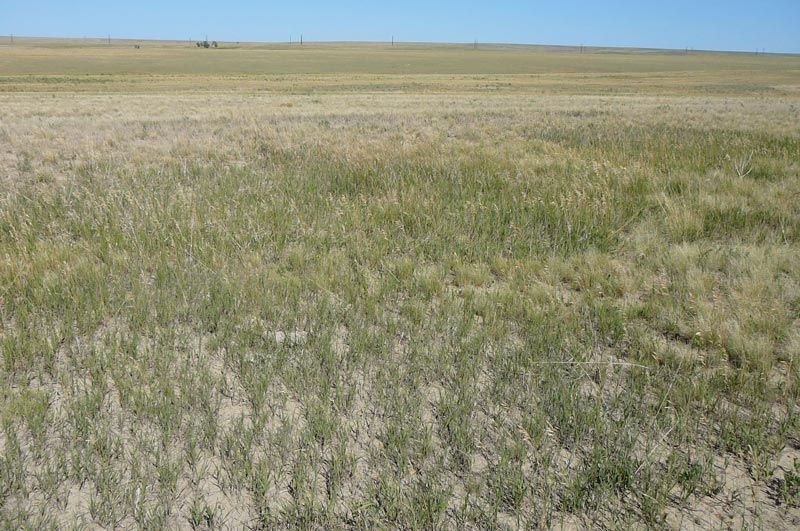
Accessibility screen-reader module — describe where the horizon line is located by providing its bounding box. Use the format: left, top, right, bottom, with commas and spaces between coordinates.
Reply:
2, 34, 798, 57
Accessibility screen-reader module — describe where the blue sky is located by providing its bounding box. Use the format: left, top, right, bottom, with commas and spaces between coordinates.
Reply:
2, 1, 799, 53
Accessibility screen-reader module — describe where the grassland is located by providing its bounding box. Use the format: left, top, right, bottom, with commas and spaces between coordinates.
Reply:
1, 38, 800, 529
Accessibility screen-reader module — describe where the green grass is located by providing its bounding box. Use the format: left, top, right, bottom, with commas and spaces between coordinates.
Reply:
1, 38, 797, 76
0, 40, 799, 528
1, 37, 798, 95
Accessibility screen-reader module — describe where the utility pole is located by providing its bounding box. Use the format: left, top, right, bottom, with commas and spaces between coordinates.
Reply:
392, 36, 394, 46
474, 39, 477, 50
10, 34, 13, 45
300, 34, 303, 46
108, 34, 111, 45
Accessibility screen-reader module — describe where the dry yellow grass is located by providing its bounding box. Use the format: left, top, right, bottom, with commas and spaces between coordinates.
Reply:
1, 39, 799, 528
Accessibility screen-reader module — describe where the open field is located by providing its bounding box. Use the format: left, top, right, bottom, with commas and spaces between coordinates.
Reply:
1, 39, 800, 528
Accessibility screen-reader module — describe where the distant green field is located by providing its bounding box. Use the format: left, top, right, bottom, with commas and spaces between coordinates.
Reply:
1, 38, 798, 98
1, 37, 799, 77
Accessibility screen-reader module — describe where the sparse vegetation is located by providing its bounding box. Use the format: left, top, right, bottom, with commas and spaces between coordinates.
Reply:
0, 39, 799, 528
